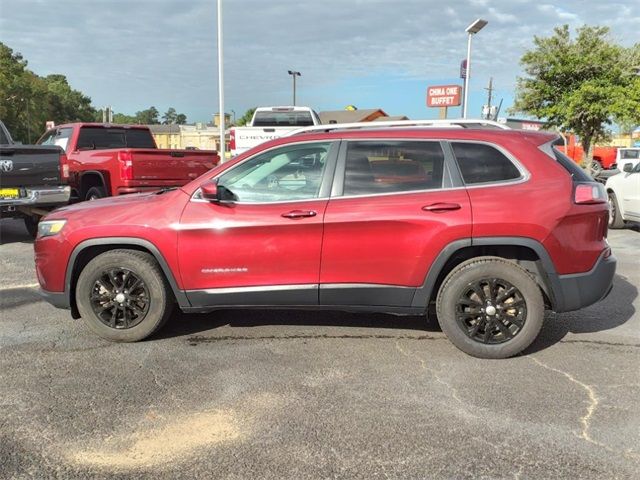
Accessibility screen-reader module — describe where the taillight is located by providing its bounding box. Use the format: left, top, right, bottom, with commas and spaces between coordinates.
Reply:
574, 183, 606, 204
118, 151, 133, 180
59, 153, 69, 181
229, 128, 236, 151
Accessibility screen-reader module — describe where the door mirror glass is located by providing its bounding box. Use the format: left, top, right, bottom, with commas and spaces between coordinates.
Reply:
623, 163, 634, 173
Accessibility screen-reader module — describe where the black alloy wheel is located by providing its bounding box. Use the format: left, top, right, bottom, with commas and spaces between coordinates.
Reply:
455, 278, 527, 344
90, 268, 150, 329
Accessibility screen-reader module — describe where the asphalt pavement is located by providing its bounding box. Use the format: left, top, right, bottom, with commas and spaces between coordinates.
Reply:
1, 217, 639, 479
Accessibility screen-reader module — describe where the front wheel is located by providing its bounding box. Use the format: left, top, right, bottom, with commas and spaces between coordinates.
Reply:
75, 249, 174, 342
436, 257, 544, 359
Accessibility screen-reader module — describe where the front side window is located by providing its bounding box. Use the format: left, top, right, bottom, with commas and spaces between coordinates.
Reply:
38, 128, 73, 152
216, 142, 332, 203
452, 142, 521, 185
343, 141, 445, 196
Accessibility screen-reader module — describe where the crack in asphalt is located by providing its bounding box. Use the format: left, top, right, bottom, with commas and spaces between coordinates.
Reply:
528, 356, 610, 452
394, 339, 478, 419
558, 339, 640, 349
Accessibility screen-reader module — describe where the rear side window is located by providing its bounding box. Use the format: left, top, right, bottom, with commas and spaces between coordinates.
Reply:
452, 142, 521, 185
76, 127, 156, 150
343, 141, 445, 196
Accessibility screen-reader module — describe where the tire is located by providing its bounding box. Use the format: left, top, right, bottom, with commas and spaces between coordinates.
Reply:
85, 186, 107, 201
590, 160, 602, 176
608, 191, 625, 229
75, 249, 174, 342
23, 216, 39, 238
436, 256, 544, 359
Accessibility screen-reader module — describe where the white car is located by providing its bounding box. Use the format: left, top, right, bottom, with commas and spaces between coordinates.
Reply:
606, 158, 640, 228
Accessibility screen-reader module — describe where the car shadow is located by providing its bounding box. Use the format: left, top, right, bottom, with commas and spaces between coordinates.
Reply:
153, 274, 637, 353
152, 308, 441, 342
0, 219, 34, 245
524, 273, 638, 354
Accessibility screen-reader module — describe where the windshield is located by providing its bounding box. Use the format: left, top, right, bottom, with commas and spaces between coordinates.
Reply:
0, 125, 9, 144
252, 111, 314, 127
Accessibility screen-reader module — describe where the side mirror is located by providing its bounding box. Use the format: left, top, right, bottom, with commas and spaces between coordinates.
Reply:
201, 180, 219, 201
623, 163, 634, 173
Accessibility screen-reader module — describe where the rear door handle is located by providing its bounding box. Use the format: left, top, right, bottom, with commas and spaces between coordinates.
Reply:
422, 202, 461, 212
281, 210, 317, 219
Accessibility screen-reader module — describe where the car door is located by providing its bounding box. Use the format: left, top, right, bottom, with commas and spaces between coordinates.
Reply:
178, 141, 339, 307
621, 162, 640, 221
319, 139, 472, 307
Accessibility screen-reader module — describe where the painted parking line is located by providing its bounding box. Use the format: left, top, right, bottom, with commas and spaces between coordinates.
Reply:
0, 283, 40, 291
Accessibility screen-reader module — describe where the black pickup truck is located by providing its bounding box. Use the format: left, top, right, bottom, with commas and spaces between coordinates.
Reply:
0, 120, 70, 236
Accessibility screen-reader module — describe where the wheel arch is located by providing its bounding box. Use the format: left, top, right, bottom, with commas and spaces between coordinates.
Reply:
412, 237, 562, 312
79, 171, 109, 198
65, 237, 189, 318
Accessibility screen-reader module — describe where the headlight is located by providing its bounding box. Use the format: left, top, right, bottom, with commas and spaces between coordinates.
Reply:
38, 219, 67, 237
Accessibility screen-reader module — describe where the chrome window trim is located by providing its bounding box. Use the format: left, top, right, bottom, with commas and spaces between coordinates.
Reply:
190, 139, 339, 205
329, 138, 530, 201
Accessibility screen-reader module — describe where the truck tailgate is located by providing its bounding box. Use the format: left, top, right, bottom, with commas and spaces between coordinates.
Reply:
0, 145, 62, 187
129, 149, 219, 181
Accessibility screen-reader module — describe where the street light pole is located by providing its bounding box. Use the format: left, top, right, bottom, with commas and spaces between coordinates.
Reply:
288, 70, 301, 106
462, 18, 488, 119
217, 0, 226, 161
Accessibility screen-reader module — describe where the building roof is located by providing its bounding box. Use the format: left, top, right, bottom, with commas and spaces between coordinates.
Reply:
372, 115, 409, 121
318, 109, 388, 124
147, 124, 182, 133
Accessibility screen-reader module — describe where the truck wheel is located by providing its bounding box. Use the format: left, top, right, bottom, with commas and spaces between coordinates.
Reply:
608, 192, 625, 229
75, 249, 174, 342
436, 256, 544, 359
23, 216, 39, 238
85, 186, 106, 201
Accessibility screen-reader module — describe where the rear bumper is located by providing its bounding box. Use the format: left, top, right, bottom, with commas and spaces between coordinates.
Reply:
554, 251, 617, 312
0, 185, 70, 207
39, 288, 70, 310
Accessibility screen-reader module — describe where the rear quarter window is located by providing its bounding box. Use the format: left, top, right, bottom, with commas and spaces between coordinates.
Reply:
451, 142, 522, 185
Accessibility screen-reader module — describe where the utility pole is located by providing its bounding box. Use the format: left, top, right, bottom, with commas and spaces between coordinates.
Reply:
217, 0, 226, 161
485, 77, 493, 112
288, 70, 301, 106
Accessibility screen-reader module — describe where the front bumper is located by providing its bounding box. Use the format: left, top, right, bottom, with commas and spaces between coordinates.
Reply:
38, 288, 70, 310
0, 185, 70, 207
554, 251, 617, 312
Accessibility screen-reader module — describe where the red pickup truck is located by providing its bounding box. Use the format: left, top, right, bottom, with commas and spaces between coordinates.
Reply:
557, 134, 617, 173
37, 123, 219, 201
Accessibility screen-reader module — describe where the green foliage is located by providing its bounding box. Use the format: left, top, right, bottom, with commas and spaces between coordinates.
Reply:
511, 26, 640, 162
161, 107, 188, 125
0, 42, 96, 143
236, 107, 257, 126
135, 106, 160, 125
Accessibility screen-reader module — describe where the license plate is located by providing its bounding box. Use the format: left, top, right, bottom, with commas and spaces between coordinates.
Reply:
0, 188, 20, 199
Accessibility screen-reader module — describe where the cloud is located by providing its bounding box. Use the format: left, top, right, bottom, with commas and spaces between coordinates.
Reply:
0, 0, 638, 121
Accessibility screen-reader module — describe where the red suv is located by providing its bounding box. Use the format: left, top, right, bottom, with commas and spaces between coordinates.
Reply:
35, 126, 616, 358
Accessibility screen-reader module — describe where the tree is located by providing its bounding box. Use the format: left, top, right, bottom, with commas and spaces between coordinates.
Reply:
511, 25, 640, 163
135, 106, 160, 125
175, 113, 187, 125
236, 107, 257, 126
162, 107, 177, 124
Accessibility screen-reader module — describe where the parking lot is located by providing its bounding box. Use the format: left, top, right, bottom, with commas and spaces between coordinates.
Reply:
0, 218, 638, 479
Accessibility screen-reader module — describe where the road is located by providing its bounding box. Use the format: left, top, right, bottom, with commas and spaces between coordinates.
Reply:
1, 217, 639, 479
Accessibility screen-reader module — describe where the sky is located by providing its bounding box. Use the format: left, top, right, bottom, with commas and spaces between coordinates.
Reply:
1, 0, 638, 123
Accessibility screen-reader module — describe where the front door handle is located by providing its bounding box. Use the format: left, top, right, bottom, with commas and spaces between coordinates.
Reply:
281, 210, 317, 219
422, 202, 461, 212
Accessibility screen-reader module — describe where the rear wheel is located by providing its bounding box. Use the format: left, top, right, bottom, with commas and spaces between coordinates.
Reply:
85, 186, 107, 201
590, 160, 603, 176
75, 249, 173, 342
608, 191, 625, 229
436, 257, 544, 359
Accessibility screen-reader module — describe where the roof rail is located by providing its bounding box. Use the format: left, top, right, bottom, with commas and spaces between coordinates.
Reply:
285, 118, 510, 137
